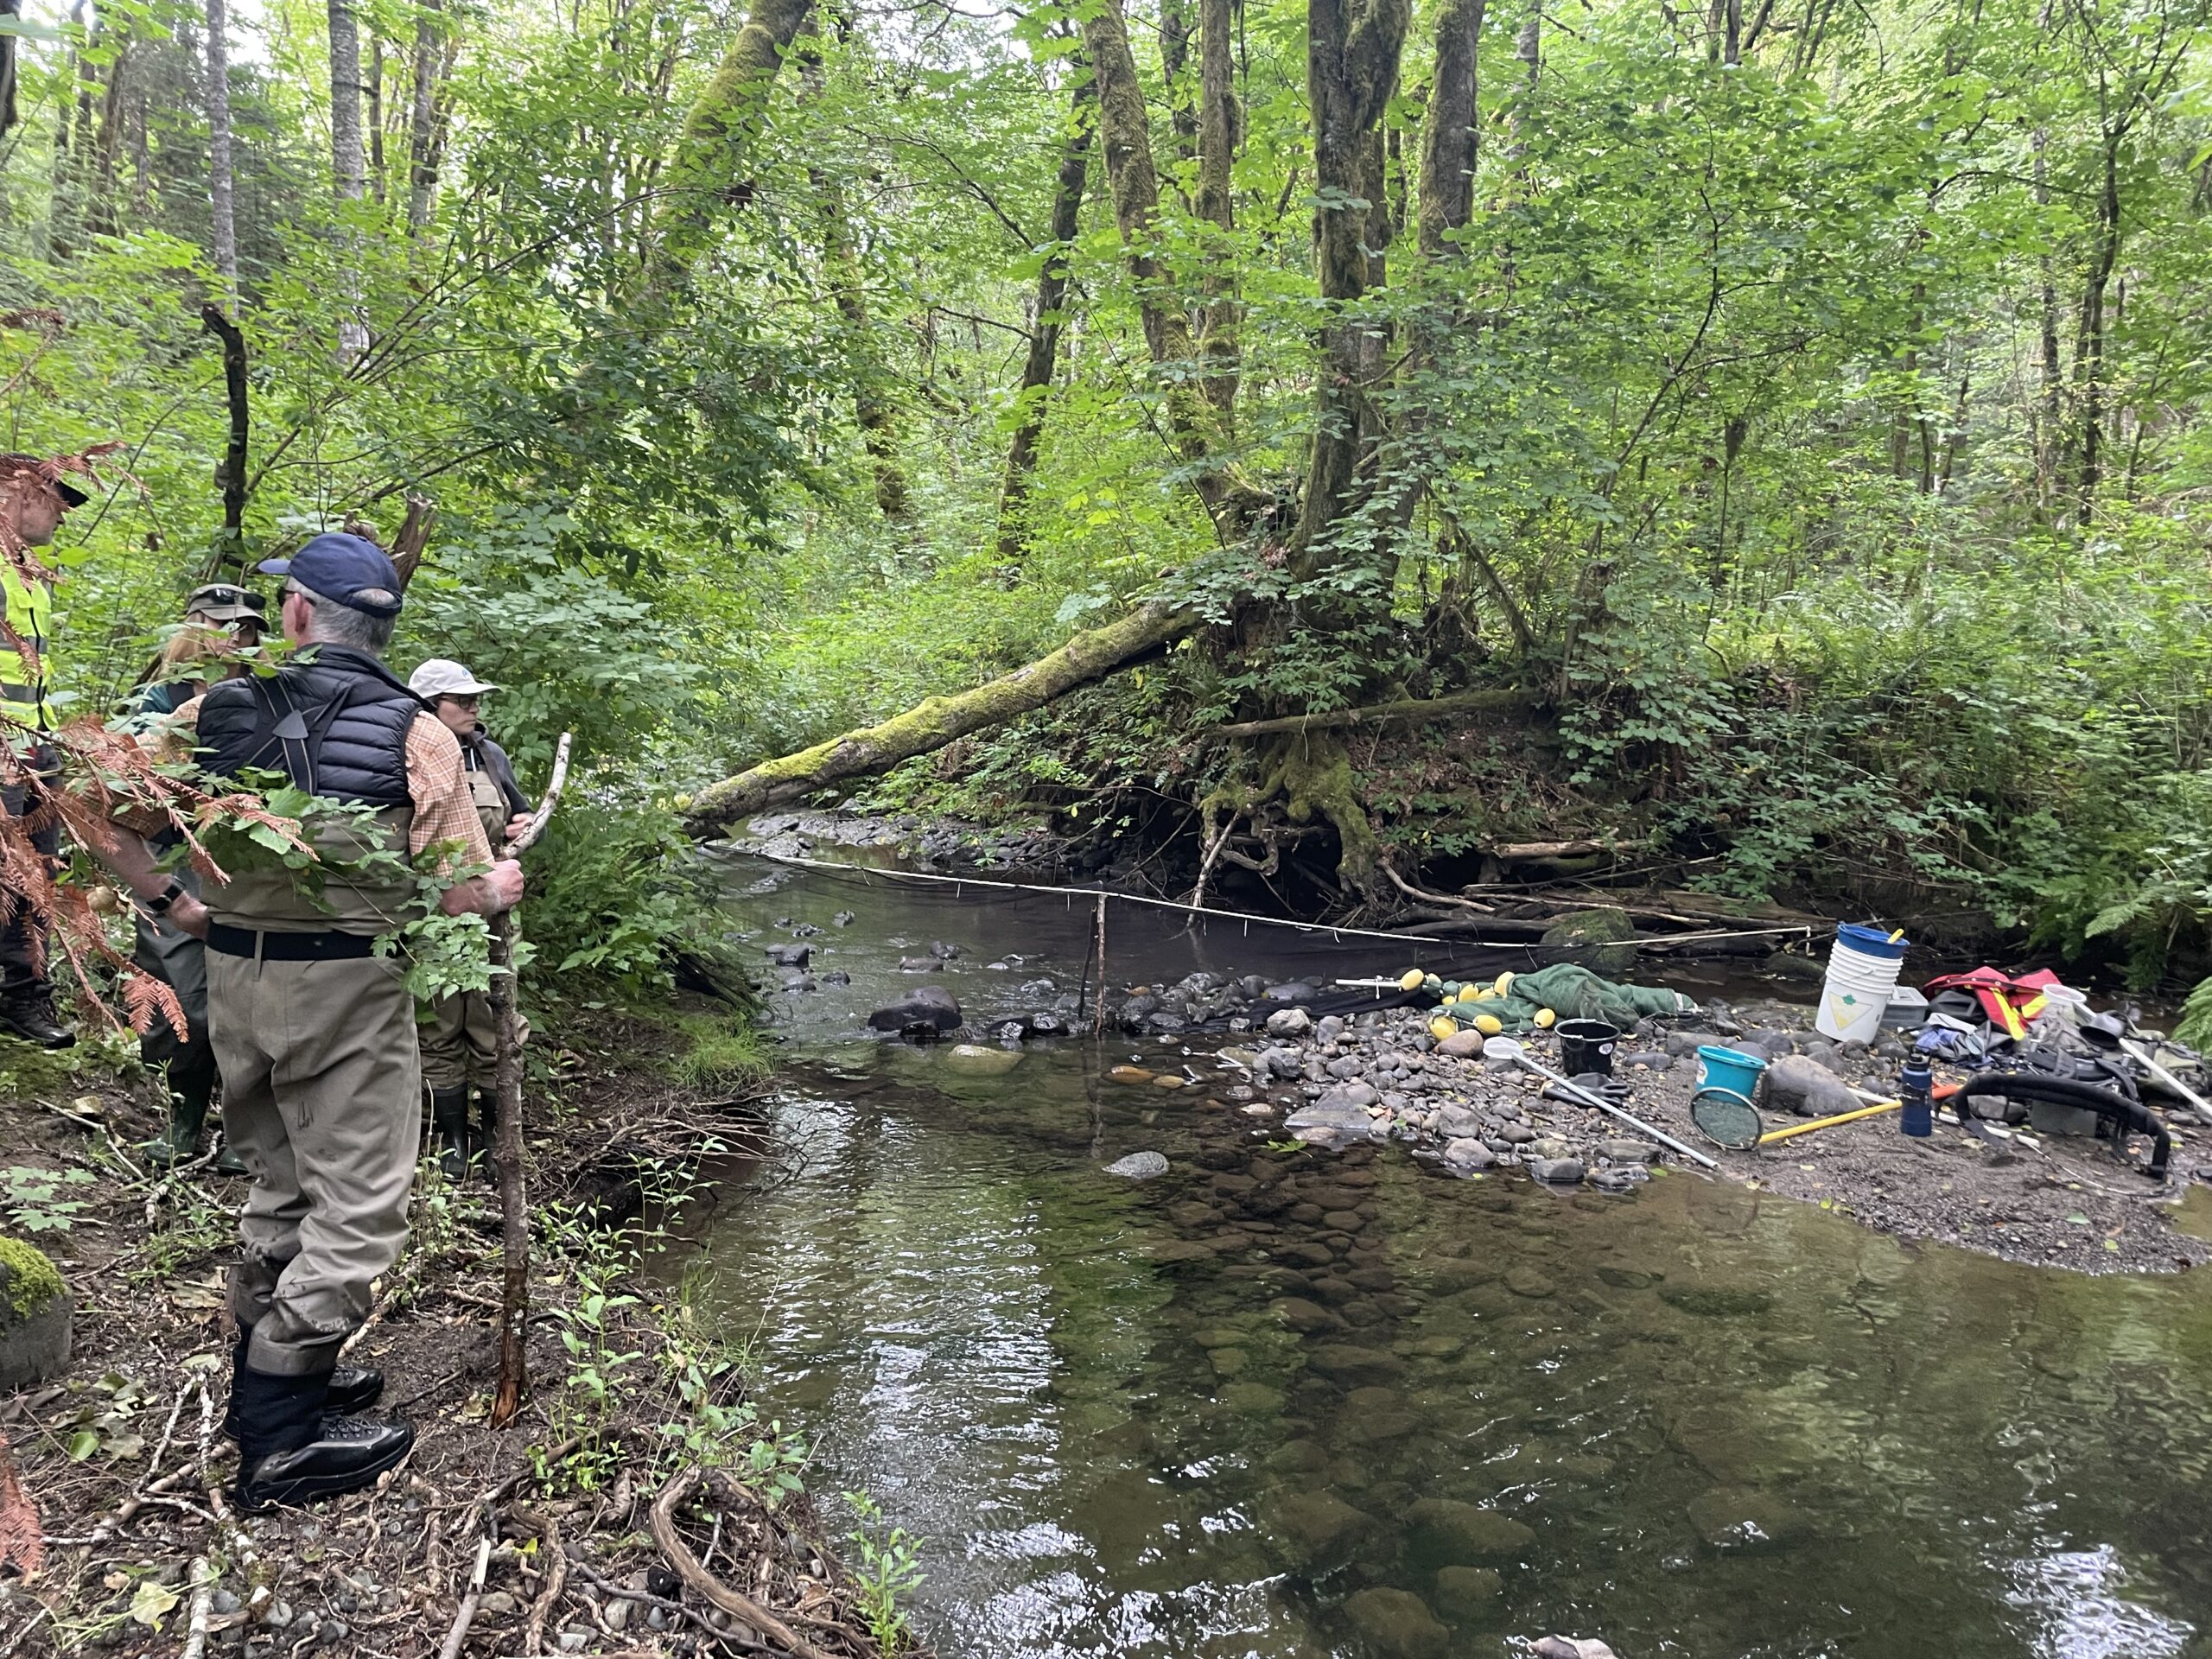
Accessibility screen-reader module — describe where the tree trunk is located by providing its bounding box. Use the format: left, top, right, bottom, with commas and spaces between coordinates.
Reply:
92, 29, 128, 237
328, 0, 365, 200
2072, 137, 2122, 518
1080, 0, 1257, 531
683, 604, 1193, 832
404, 0, 443, 232
820, 177, 912, 523
207, 0, 238, 298
652, 0, 814, 274
1160, 0, 1198, 171
1195, 0, 1240, 412
1293, 0, 1408, 563
2031, 127, 2063, 514
366, 33, 385, 206
994, 70, 1095, 564
200, 305, 249, 564
49, 3, 96, 259
797, 27, 912, 526
1416, 0, 1483, 257
0, 0, 20, 139
329, 0, 369, 359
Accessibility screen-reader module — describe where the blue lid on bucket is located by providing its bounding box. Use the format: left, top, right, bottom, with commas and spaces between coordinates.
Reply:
1836, 922, 1908, 961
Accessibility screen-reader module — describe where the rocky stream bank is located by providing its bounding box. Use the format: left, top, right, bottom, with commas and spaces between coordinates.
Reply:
845, 949, 2211, 1277
1080, 987, 2212, 1276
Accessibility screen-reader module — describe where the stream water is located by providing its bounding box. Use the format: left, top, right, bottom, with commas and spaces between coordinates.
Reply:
672, 855, 2212, 1659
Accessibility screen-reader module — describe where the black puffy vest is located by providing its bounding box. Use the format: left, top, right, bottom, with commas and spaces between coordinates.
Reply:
197, 646, 424, 804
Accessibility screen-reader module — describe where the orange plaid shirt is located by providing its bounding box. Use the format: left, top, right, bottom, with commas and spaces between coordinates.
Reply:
156, 697, 494, 877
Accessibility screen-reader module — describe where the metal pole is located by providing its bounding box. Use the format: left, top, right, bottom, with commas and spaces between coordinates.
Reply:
1490, 1038, 1719, 1170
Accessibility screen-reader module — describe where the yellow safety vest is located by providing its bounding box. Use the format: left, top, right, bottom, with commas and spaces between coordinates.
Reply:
0, 567, 54, 731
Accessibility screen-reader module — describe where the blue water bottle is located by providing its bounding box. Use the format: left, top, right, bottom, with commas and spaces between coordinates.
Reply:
1898, 1058, 1933, 1137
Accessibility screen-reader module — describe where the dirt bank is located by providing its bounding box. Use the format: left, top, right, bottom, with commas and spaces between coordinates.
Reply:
1125, 992, 2209, 1276
0, 1005, 912, 1658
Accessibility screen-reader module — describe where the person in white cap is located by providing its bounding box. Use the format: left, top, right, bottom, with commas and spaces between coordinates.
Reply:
406, 658, 532, 1178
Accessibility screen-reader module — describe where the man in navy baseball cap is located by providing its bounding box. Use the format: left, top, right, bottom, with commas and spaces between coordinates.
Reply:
256, 532, 404, 620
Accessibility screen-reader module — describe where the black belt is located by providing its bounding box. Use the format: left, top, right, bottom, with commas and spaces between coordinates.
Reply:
207, 923, 380, 961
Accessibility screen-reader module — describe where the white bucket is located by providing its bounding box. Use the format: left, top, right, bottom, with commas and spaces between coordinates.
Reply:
2034, 982, 2089, 1035
1815, 926, 1908, 1044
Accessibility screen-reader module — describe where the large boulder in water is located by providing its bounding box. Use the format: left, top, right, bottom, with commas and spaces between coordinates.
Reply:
1538, 906, 1637, 976
1403, 1498, 1535, 1567
1344, 1587, 1449, 1659
868, 987, 963, 1034
1104, 1151, 1170, 1179
941, 1044, 1021, 1077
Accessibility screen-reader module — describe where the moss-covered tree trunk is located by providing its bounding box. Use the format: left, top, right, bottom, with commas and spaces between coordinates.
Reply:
1081, 0, 1265, 534
1292, 0, 1407, 566
995, 68, 1095, 564
1195, 0, 1240, 414
683, 605, 1193, 832
1417, 0, 1484, 257
651, 0, 814, 276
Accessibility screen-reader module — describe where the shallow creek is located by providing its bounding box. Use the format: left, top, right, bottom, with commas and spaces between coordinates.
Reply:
671, 856, 2212, 1659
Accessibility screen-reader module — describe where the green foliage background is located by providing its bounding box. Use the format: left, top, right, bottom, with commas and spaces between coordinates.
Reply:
13, 0, 2212, 987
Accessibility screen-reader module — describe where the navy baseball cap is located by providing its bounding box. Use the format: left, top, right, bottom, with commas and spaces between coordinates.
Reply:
257, 533, 404, 619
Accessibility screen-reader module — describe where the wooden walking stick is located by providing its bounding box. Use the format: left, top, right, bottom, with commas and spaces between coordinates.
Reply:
488, 732, 570, 1431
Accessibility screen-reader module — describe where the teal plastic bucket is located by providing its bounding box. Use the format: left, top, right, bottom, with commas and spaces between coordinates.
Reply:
1695, 1045, 1769, 1098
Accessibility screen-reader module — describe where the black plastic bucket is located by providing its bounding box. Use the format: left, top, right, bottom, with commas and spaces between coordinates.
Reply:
1558, 1018, 1621, 1077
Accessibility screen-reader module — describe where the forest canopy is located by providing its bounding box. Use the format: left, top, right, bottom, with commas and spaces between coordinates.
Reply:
7, 0, 2212, 984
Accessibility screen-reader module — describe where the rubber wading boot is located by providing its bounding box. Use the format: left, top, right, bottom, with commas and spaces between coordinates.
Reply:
0, 990, 73, 1050
474, 1087, 499, 1181
429, 1085, 470, 1183
140, 1077, 247, 1173
232, 1367, 412, 1511
222, 1326, 384, 1440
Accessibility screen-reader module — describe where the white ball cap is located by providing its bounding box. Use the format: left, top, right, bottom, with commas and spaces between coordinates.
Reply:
409, 658, 499, 699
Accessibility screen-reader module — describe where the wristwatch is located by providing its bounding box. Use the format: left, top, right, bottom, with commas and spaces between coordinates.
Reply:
145, 879, 187, 916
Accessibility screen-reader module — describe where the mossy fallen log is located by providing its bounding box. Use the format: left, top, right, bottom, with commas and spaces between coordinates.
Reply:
684, 604, 1192, 833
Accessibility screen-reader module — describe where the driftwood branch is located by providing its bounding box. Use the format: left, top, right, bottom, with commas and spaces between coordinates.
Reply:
1488, 837, 1643, 861
488, 731, 571, 1432
1211, 687, 1529, 740
647, 1468, 830, 1659
1381, 862, 1495, 913
437, 1535, 493, 1659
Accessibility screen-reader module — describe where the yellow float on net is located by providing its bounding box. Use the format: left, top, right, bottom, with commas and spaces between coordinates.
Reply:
1398, 968, 1426, 992
1532, 1007, 1557, 1028
1473, 1013, 1503, 1036
1456, 984, 1483, 1004
1493, 971, 1515, 996
1429, 1014, 1460, 1041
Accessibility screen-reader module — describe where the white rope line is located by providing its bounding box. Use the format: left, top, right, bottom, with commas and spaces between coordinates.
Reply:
739, 850, 1476, 946
733, 849, 1815, 954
